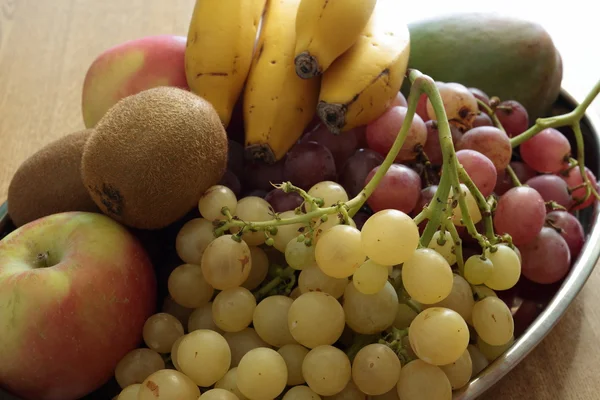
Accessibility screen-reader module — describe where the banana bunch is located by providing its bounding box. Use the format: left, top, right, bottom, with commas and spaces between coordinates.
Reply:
184, 0, 267, 128
184, 0, 411, 163
243, 0, 321, 164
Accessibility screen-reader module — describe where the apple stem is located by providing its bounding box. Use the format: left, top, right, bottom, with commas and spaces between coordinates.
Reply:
35, 251, 51, 268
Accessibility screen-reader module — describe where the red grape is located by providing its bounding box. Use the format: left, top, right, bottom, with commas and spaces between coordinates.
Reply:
456, 149, 497, 197
364, 164, 422, 214
472, 113, 493, 128
243, 159, 285, 191
520, 128, 571, 173
525, 175, 571, 209
494, 161, 537, 196
546, 210, 585, 261
519, 227, 571, 284
560, 166, 598, 210
218, 170, 242, 197
469, 87, 490, 107
494, 100, 529, 138
416, 93, 430, 122
422, 120, 463, 166
390, 92, 408, 108
457, 126, 512, 172
283, 141, 336, 190
366, 106, 427, 162
301, 124, 361, 170
493, 186, 546, 245
339, 148, 384, 198
264, 189, 304, 213
414, 185, 438, 217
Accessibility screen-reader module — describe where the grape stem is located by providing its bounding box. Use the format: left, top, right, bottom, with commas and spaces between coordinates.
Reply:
571, 122, 600, 202
410, 69, 491, 250
505, 164, 522, 187
253, 266, 296, 301
510, 79, 600, 148
444, 219, 465, 273
477, 99, 507, 134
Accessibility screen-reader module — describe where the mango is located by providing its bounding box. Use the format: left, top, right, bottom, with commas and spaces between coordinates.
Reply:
81, 35, 188, 128
406, 13, 563, 120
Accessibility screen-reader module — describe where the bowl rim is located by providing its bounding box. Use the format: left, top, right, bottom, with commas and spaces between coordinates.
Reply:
452, 88, 600, 399
0, 88, 599, 400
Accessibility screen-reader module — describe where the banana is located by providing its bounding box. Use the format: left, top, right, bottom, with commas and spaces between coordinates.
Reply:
244, 0, 321, 164
185, 0, 267, 128
316, 0, 411, 134
294, 0, 377, 80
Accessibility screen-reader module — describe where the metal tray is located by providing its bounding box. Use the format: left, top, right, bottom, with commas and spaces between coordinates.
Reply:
0, 89, 599, 400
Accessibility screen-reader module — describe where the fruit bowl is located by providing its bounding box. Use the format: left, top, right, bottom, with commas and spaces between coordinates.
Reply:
0, 87, 599, 400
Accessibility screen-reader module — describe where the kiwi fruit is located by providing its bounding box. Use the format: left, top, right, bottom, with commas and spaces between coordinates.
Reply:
80, 86, 228, 230
7, 129, 99, 227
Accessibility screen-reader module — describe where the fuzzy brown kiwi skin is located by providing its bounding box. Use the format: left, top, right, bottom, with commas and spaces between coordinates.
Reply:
80, 86, 228, 231
7, 129, 100, 227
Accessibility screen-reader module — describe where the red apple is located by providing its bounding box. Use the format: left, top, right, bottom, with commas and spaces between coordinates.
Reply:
81, 34, 189, 128
0, 212, 156, 400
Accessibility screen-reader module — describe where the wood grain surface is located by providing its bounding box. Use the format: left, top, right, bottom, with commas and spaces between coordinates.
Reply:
1, 1, 599, 399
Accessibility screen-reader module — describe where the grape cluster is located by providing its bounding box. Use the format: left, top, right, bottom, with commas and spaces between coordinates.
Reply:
109, 75, 596, 400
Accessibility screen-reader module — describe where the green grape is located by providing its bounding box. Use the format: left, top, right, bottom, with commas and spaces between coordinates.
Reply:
201, 235, 252, 290
464, 255, 493, 285
401, 248, 453, 304
176, 330, 231, 387
323, 381, 365, 400
273, 210, 305, 252
212, 287, 256, 333
440, 348, 472, 390
483, 244, 521, 290
237, 348, 288, 400
303, 345, 352, 396
396, 359, 452, 400
471, 296, 514, 346
117, 384, 141, 400
283, 385, 322, 400
472, 285, 497, 301
476, 335, 515, 362
200, 389, 240, 400
360, 209, 419, 266
215, 368, 247, 400
288, 291, 345, 348
298, 265, 348, 299
450, 184, 482, 227
408, 307, 469, 366
242, 247, 270, 290
223, 328, 270, 368
351, 344, 401, 396
188, 301, 224, 334
253, 295, 297, 347
230, 196, 274, 246
427, 230, 457, 265
424, 274, 474, 325
286, 237, 317, 270
352, 259, 389, 295
467, 344, 489, 377
138, 369, 200, 400
315, 225, 366, 278
199, 185, 238, 221
175, 218, 216, 265
308, 181, 349, 208
278, 344, 310, 386
168, 263, 214, 309
343, 281, 398, 334
115, 348, 165, 389
393, 303, 418, 330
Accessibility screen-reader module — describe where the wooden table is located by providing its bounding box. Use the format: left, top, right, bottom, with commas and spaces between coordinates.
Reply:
1, 1, 599, 399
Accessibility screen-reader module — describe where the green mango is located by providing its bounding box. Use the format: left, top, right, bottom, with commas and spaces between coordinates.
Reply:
406, 13, 563, 120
